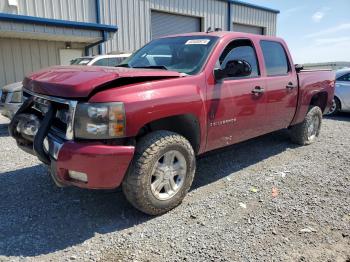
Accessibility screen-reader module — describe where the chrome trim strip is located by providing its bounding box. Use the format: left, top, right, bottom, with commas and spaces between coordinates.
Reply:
23, 88, 77, 105
23, 88, 78, 140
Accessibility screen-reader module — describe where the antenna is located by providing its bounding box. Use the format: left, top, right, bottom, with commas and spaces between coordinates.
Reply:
206, 27, 212, 33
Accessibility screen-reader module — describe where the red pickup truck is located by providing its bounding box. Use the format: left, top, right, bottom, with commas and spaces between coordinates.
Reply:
9, 32, 335, 215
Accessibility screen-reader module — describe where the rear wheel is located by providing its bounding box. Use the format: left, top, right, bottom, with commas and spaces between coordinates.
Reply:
122, 130, 196, 215
290, 106, 322, 145
326, 97, 341, 116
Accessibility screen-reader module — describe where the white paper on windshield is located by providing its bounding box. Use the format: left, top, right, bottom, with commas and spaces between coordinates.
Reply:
185, 39, 210, 45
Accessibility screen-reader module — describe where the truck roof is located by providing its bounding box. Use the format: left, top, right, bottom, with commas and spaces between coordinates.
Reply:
157, 31, 285, 43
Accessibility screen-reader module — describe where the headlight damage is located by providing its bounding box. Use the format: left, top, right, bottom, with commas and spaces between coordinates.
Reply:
74, 102, 126, 139
11, 91, 23, 103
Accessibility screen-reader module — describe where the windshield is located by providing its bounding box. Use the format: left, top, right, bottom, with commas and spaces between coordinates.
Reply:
119, 36, 219, 75
70, 58, 93, 65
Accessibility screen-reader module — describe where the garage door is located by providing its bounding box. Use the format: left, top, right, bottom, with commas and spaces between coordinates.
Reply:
151, 11, 201, 39
232, 23, 264, 35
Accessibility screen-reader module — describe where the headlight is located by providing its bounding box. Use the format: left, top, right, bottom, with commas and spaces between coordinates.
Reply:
74, 102, 126, 139
11, 91, 23, 103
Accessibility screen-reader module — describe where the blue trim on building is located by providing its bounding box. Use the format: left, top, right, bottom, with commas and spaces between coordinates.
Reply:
95, 0, 103, 54
85, 38, 105, 56
220, 0, 280, 14
0, 12, 118, 32
227, 1, 232, 31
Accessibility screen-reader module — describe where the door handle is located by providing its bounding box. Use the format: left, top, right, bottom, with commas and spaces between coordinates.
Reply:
286, 82, 295, 89
251, 86, 264, 95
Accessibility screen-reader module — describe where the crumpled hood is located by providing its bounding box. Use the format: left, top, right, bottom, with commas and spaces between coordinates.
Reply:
23, 66, 182, 98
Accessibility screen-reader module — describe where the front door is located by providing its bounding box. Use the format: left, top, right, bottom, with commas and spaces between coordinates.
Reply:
206, 39, 267, 151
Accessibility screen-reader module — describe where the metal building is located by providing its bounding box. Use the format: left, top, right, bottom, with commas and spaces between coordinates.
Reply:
0, 0, 279, 86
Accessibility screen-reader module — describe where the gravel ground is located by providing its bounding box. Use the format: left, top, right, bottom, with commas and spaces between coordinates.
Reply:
0, 113, 349, 262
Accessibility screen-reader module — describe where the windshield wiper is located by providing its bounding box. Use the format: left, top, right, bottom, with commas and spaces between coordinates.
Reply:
133, 65, 168, 70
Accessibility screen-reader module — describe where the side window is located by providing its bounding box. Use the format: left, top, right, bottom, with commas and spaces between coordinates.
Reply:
93, 58, 108, 66
337, 73, 350, 81
219, 39, 260, 78
260, 40, 290, 76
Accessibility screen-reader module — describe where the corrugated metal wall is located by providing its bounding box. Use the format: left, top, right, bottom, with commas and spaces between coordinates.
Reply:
0, 0, 96, 23
231, 4, 277, 36
100, 0, 228, 53
0, 20, 101, 42
0, 0, 278, 85
0, 38, 84, 86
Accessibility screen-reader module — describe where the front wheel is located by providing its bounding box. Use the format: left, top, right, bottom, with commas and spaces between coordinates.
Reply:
122, 131, 196, 215
289, 106, 323, 145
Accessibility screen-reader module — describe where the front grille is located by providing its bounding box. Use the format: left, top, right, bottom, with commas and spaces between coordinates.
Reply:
23, 89, 78, 140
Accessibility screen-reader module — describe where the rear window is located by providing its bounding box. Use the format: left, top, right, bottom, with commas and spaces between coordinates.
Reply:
260, 41, 290, 76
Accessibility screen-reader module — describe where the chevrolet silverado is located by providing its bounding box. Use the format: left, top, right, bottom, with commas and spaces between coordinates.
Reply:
9, 32, 335, 215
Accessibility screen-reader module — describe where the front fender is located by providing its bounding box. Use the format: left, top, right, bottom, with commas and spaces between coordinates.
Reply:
89, 76, 207, 146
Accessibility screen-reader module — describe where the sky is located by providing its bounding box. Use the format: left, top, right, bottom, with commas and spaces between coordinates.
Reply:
243, 0, 350, 64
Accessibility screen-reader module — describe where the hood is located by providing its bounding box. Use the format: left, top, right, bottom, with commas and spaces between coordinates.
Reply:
2, 82, 22, 92
23, 66, 182, 98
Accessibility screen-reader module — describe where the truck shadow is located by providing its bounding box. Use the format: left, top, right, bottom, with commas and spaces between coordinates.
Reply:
0, 130, 296, 257
193, 129, 296, 189
324, 112, 350, 122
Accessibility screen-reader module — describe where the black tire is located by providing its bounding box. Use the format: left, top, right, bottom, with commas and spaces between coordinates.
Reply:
326, 97, 341, 116
289, 106, 323, 145
122, 130, 196, 215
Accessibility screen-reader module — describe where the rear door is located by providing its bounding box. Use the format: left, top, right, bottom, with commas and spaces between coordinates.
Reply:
206, 39, 268, 151
259, 40, 298, 131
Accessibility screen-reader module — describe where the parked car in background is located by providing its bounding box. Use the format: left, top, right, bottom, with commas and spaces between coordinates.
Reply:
9, 32, 335, 215
327, 68, 350, 115
70, 53, 131, 67
0, 54, 131, 119
0, 82, 23, 119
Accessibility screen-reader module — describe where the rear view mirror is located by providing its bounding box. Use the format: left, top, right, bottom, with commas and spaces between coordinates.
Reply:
214, 59, 252, 81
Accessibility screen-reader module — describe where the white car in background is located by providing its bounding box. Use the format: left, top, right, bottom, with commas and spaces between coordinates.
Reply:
0, 54, 131, 119
327, 68, 350, 115
70, 53, 131, 67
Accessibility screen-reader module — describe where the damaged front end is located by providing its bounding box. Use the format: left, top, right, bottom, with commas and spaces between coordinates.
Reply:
9, 90, 77, 175
9, 89, 135, 189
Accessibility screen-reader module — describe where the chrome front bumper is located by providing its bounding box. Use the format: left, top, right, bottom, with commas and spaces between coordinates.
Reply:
18, 132, 64, 161
46, 132, 64, 160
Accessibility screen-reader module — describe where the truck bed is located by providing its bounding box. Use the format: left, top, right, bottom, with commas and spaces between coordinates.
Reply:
291, 69, 335, 125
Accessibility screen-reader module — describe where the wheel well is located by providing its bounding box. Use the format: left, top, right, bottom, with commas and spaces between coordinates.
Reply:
310, 92, 328, 113
137, 114, 201, 154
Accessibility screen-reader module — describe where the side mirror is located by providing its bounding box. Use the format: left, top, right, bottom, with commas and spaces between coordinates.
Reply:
295, 64, 304, 73
214, 59, 252, 81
